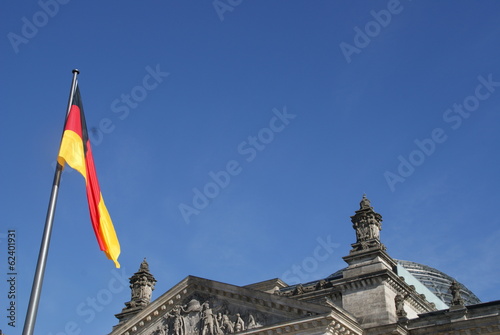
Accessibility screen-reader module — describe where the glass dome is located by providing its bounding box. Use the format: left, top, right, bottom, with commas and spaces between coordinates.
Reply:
326, 259, 481, 307
395, 260, 481, 306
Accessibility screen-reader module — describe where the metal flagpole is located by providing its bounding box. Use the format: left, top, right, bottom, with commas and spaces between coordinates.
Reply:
22, 69, 80, 335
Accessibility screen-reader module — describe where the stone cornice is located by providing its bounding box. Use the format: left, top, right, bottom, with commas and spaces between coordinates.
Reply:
245, 278, 288, 293
289, 286, 343, 302
333, 268, 435, 315
407, 314, 500, 335
407, 301, 500, 334
188, 277, 330, 316
342, 247, 397, 269
239, 314, 332, 335
236, 312, 363, 335
326, 301, 363, 335
364, 323, 409, 335
384, 272, 436, 314
335, 269, 386, 292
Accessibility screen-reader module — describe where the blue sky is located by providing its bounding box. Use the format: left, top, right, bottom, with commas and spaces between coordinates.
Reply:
1, 1, 500, 334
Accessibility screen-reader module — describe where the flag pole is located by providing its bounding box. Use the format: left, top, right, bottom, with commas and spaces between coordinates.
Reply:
22, 69, 80, 335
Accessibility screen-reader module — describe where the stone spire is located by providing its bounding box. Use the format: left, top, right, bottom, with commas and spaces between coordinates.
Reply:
350, 194, 385, 252
130, 258, 156, 307
115, 258, 157, 324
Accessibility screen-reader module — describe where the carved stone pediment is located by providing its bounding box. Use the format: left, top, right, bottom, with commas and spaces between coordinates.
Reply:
158, 295, 264, 335
110, 276, 331, 335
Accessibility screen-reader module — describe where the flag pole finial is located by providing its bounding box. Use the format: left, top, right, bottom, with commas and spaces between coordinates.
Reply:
72, 69, 80, 74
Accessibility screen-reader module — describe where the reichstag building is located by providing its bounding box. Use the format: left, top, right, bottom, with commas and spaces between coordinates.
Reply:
107, 196, 499, 335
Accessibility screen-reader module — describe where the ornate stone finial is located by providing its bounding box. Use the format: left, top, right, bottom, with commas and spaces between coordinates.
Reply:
139, 258, 150, 272
360, 194, 372, 209
125, 259, 157, 309
350, 195, 385, 252
115, 259, 158, 323
450, 280, 464, 306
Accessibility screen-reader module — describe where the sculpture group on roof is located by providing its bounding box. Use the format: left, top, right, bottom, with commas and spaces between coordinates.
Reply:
152, 298, 261, 335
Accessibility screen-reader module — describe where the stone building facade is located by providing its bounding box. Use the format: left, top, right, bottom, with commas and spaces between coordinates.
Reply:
108, 196, 500, 335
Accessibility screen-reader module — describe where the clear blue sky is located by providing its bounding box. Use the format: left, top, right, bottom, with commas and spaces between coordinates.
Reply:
1, 1, 500, 334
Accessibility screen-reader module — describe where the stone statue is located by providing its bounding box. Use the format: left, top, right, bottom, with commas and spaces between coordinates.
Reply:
450, 280, 464, 306
395, 294, 407, 317
293, 284, 304, 295
131, 281, 141, 299
217, 313, 223, 330
166, 306, 185, 335
139, 276, 152, 299
201, 302, 220, 335
221, 314, 234, 334
234, 314, 245, 332
355, 222, 363, 241
247, 314, 260, 329
369, 220, 380, 239
315, 280, 327, 290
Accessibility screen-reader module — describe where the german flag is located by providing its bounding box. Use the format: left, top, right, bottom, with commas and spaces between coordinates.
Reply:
57, 84, 120, 268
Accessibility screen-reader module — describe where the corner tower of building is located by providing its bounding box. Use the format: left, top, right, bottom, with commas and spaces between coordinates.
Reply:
340, 195, 436, 328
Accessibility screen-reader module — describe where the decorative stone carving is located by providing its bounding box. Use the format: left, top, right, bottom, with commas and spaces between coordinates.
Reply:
166, 305, 186, 335
116, 259, 158, 323
350, 195, 385, 252
129, 259, 157, 308
293, 284, 304, 295
315, 280, 327, 290
450, 280, 464, 306
234, 314, 244, 332
220, 314, 234, 333
247, 314, 259, 330
151, 325, 168, 335
162, 298, 263, 335
395, 294, 407, 318
201, 302, 220, 335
